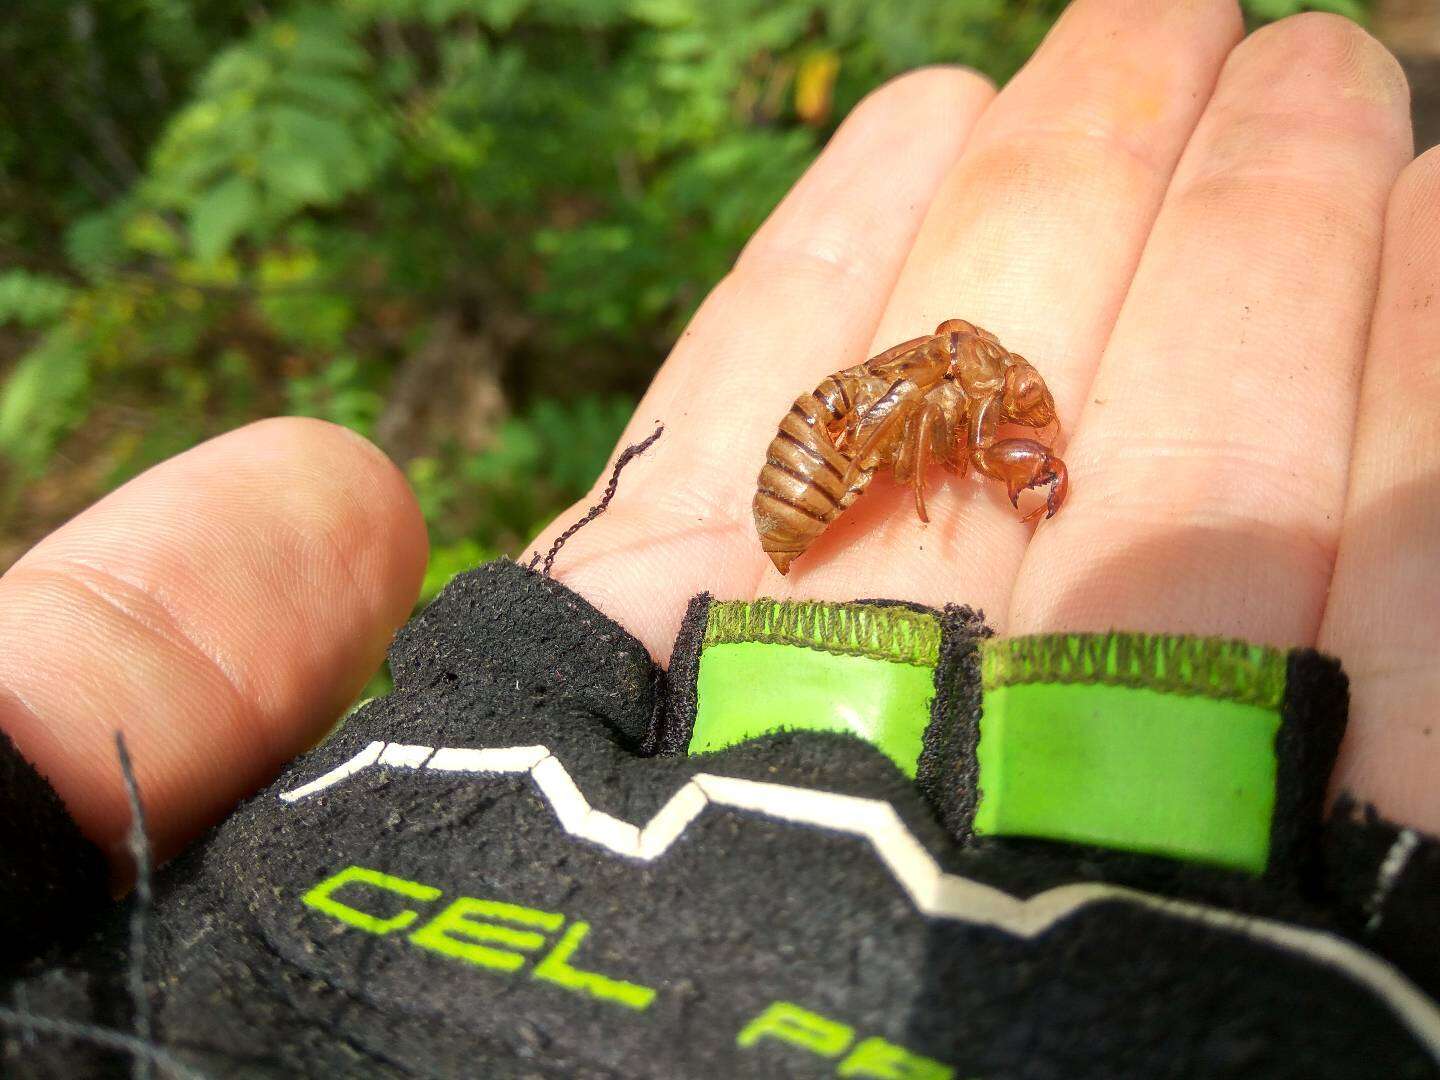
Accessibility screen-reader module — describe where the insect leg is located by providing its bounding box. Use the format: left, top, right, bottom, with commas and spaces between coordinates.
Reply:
964, 390, 1067, 518
864, 334, 931, 368
966, 391, 1009, 476
923, 382, 966, 476
976, 438, 1069, 521
835, 464, 875, 514
892, 416, 918, 487
909, 401, 946, 524
950, 415, 970, 477
843, 378, 922, 487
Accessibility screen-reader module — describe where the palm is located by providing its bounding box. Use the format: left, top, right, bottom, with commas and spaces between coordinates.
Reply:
2, 2, 1435, 873
525, 4, 1440, 833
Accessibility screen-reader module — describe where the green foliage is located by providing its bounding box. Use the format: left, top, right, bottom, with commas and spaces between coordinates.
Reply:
145, 7, 388, 263
0, 328, 91, 496
409, 394, 633, 561
0, 271, 75, 328
0, 3, 251, 256
0, 0, 1374, 588
1243, 0, 1367, 22
285, 355, 387, 435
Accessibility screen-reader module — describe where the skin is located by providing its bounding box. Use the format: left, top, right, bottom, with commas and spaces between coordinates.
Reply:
2, 3, 1438, 878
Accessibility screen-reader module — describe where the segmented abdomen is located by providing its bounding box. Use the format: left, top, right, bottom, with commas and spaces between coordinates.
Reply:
753, 372, 872, 575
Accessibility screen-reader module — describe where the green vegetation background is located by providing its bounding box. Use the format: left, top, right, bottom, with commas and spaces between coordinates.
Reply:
0, 0, 1364, 610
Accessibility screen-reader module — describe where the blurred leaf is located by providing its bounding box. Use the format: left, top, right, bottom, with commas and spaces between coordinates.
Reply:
794, 50, 840, 126
272, 70, 374, 114
0, 271, 73, 328
123, 211, 185, 258
421, 537, 496, 602
286, 355, 384, 434
0, 328, 92, 483
189, 174, 260, 262
283, 27, 370, 71
1242, 0, 1365, 19
64, 208, 130, 279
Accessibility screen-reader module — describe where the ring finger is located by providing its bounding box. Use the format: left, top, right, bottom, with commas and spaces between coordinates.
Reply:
1009, 14, 1413, 645
1320, 147, 1440, 833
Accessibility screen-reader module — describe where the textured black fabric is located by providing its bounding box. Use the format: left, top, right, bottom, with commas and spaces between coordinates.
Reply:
655, 592, 710, 756
1, 561, 1436, 1078
0, 728, 107, 972
1325, 796, 1440, 1002
13, 707, 1434, 1076
916, 603, 990, 846
1270, 648, 1350, 884
388, 558, 660, 753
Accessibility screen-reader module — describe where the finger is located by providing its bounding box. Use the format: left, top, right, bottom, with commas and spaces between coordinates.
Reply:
1010, 14, 1413, 646
780, 0, 1244, 617
0, 418, 427, 863
523, 67, 995, 659
1320, 148, 1440, 832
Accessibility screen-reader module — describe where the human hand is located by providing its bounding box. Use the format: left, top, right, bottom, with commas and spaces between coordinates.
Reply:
0, 419, 427, 864
0, 1, 1432, 876
523, 2, 1440, 837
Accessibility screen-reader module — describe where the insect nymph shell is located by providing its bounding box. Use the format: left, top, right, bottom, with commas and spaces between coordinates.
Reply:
752, 319, 1066, 575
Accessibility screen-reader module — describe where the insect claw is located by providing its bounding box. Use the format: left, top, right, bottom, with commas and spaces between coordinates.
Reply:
1018, 458, 1068, 524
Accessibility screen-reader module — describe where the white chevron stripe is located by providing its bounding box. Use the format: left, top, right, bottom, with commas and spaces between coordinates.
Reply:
277, 740, 383, 802
279, 740, 1440, 1061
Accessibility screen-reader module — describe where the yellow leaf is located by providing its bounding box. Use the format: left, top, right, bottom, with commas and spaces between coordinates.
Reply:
795, 51, 840, 126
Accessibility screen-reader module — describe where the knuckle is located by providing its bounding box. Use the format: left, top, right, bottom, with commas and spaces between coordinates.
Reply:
732, 228, 874, 291
1172, 169, 1377, 276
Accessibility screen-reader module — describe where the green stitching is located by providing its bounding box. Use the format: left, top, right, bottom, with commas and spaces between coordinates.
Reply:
704, 599, 941, 668
531, 922, 657, 1011
980, 631, 1286, 709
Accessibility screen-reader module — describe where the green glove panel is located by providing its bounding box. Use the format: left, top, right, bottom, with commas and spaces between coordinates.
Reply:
669, 595, 1345, 878
975, 634, 1289, 874
690, 600, 940, 777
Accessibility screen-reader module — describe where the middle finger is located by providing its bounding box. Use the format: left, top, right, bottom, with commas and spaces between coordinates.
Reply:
774, 0, 1244, 614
